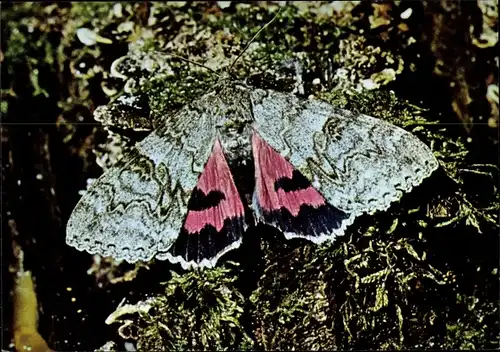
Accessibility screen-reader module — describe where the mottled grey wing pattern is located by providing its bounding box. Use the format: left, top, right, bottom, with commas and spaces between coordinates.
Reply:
250, 88, 439, 222
66, 95, 218, 263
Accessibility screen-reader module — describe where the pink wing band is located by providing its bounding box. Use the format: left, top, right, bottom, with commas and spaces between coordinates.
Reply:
183, 139, 245, 234
252, 131, 326, 215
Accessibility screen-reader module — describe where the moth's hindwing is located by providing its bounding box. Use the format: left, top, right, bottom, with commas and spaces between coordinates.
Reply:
167, 139, 246, 269
66, 104, 218, 264
252, 130, 351, 242
250, 88, 439, 221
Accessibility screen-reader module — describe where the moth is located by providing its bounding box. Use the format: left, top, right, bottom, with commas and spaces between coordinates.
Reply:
66, 71, 439, 269
66, 6, 438, 270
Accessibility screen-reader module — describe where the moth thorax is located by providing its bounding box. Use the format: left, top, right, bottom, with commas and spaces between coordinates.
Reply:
219, 124, 252, 161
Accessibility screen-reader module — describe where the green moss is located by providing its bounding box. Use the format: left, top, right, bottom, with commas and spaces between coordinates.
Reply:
68, 2, 115, 26
134, 264, 253, 350
1, 100, 8, 115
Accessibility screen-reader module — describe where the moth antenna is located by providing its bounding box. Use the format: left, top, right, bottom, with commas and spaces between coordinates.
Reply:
169, 53, 221, 77
226, 5, 283, 75
171, 6, 283, 82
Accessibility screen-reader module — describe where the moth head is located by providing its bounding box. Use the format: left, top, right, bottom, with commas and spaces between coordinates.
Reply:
221, 119, 248, 134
